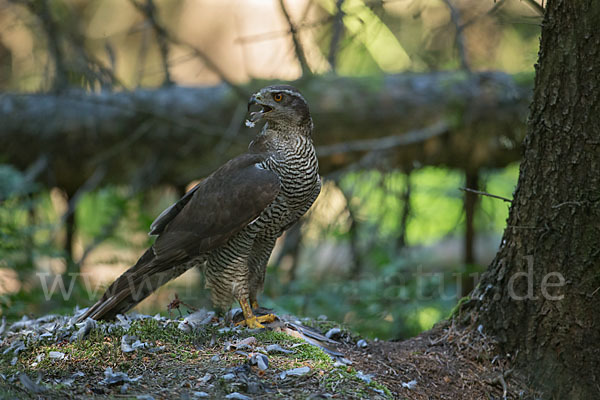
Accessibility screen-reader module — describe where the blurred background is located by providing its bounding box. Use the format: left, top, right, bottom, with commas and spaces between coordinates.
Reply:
0, 0, 542, 340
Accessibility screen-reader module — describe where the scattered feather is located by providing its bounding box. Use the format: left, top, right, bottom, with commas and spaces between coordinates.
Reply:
280, 366, 310, 379
226, 336, 256, 351
402, 379, 417, 389
121, 335, 147, 353
265, 344, 294, 354
178, 309, 215, 333
225, 392, 251, 400
100, 367, 142, 385
198, 373, 212, 385
3, 341, 25, 355
116, 314, 131, 330
249, 353, 269, 371
49, 351, 65, 360
325, 328, 341, 340
222, 373, 236, 381
75, 318, 96, 340
356, 371, 373, 384
332, 357, 353, 367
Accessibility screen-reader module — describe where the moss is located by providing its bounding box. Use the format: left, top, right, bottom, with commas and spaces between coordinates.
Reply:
253, 329, 304, 345
448, 295, 471, 318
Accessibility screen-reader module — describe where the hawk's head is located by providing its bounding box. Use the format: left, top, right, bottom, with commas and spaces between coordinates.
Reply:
247, 85, 312, 130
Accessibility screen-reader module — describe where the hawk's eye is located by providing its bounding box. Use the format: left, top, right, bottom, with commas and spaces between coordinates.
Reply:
273, 93, 283, 102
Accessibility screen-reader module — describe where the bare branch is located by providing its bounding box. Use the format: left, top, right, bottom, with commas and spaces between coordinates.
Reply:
459, 187, 512, 203
13, 0, 123, 90
234, 16, 333, 45
397, 169, 412, 250
460, 0, 507, 31
13, 0, 68, 90
60, 165, 107, 224
278, 0, 311, 76
129, 0, 172, 86
128, 0, 246, 97
316, 120, 449, 157
328, 0, 345, 72
523, 0, 545, 16
442, 0, 470, 72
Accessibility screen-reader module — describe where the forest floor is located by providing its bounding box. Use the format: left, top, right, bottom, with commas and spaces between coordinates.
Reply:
0, 309, 535, 399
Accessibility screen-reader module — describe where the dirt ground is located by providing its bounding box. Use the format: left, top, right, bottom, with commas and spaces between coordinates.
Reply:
343, 319, 537, 400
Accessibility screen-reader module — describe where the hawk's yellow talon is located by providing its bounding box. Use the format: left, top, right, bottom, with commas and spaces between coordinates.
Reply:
255, 313, 277, 324
236, 316, 265, 329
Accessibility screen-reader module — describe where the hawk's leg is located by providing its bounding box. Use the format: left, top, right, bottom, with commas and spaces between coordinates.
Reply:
248, 296, 277, 324
236, 297, 266, 329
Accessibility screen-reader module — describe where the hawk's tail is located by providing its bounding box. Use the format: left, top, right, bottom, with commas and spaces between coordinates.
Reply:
77, 248, 188, 322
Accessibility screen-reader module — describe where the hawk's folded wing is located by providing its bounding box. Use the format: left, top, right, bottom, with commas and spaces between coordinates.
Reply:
150, 152, 280, 263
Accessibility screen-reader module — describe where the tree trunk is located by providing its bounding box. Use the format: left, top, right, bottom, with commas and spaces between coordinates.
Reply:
468, 1, 600, 398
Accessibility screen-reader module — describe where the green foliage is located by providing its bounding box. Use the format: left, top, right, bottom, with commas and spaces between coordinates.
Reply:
264, 166, 518, 340
0, 162, 518, 342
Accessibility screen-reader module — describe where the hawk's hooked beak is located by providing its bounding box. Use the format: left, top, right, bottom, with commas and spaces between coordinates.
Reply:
247, 94, 273, 123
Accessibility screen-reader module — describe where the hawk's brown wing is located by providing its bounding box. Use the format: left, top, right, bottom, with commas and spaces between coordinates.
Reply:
150, 152, 280, 263
76, 152, 280, 322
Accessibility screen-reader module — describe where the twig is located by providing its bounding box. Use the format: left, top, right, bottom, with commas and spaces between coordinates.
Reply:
60, 165, 108, 225
89, 120, 154, 166
442, 0, 470, 71
16, 0, 123, 90
17, 0, 68, 90
76, 204, 124, 268
76, 159, 161, 267
379, 360, 399, 376
278, 0, 311, 76
234, 16, 333, 44
489, 369, 513, 400
171, 39, 246, 98
459, 187, 512, 203
339, 184, 362, 278
460, 0, 507, 30
397, 169, 412, 249
128, 0, 246, 97
316, 120, 448, 157
23, 155, 48, 184
129, 0, 172, 86
523, 0, 545, 16
328, 0, 345, 72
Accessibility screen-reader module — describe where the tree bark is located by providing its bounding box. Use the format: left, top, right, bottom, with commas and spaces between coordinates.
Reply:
0, 72, 529, 192
467, 1, 600, 398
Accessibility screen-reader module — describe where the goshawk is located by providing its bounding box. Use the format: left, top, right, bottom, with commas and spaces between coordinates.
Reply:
78, 85, 321, 328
